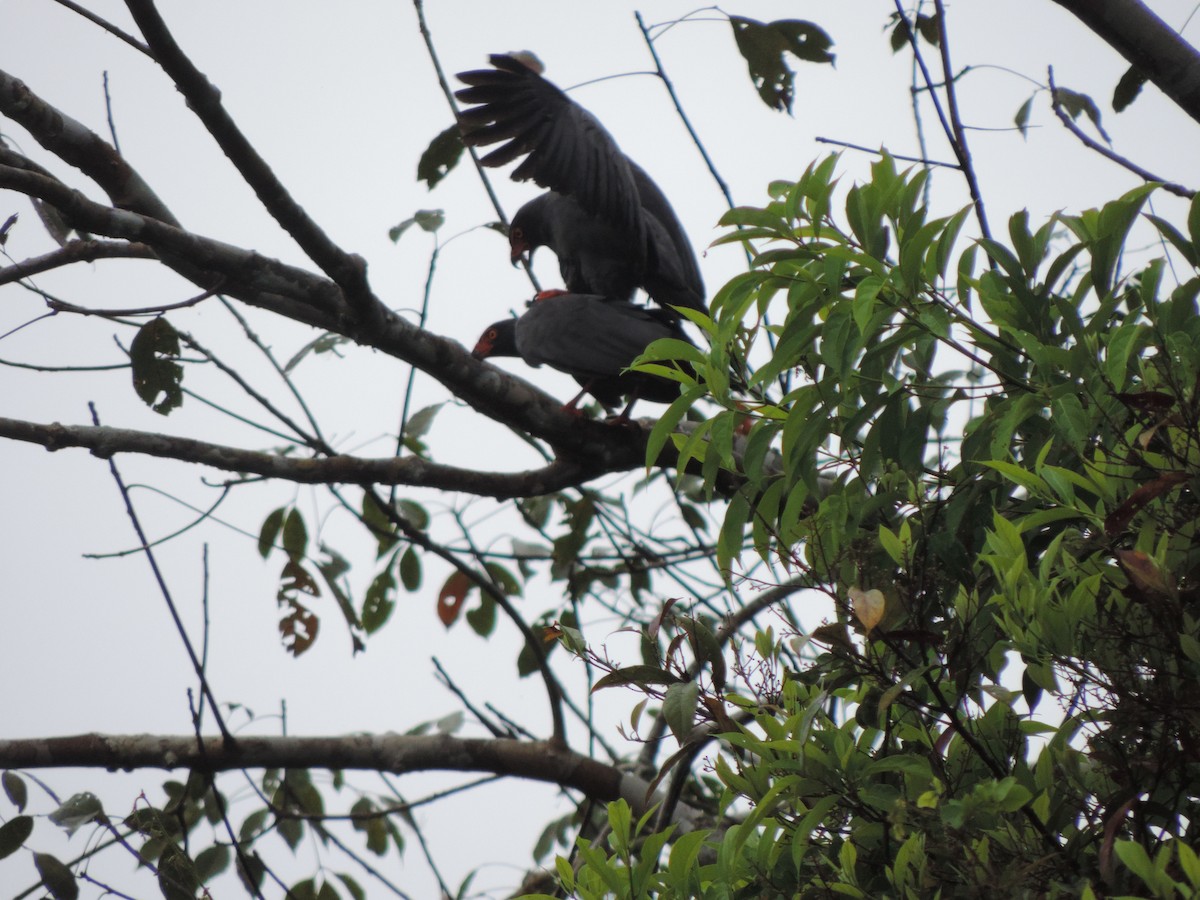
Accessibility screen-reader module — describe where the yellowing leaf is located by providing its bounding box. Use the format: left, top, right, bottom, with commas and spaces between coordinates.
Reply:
850, 587, 886, 631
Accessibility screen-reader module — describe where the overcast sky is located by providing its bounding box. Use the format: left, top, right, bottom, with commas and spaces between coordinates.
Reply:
3, 1, 1199, 897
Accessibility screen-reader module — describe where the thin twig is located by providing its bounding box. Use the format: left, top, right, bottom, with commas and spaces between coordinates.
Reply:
178, 323, 326, 451
359, 487, 568, 743
186, 689, 266, 900
411, 0, 542, 290
102, 70, 121, 154
433, 657, 509, 737
124, 0, 381, 323
47, 285, 219, 317
635, 11, 734, 210
91, 402, 234, 745
894, 0, 995, 253
1048, 67, 1195, 199
931, 0, 993, 245
391, 236, 439, 505
216, 297, 332, 450
49, 0, 150, 55
0, 240, 155, 287
814, 136, 960, 170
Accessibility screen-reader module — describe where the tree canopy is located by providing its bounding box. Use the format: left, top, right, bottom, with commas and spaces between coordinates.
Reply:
2, 1, 1200, 898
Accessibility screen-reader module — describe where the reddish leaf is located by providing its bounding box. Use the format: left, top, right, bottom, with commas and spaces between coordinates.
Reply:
1115, 550, 1174, 597
811, 621, 853, 650
277, 560, 320, 656
1104, 472, 1188, 535
437, 571, 473, 627
279, 600, 319, 656
278, 559, 319, 598
1115, 390, 1175, 412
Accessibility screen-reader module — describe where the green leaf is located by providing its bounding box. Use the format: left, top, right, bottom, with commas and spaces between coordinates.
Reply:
416, 124, 464, 189
282, 508, 308, 561
645, 384, 707, 469
1188, 191, 1200, 253
362, 569, 396, 634
730, 16, 835, 114
1113, 840, 1156, 886
915, 12, 941, 45
130, 317, 183, 415
194, 844, 231, 883
258, 507, 285, 559
403, 403, 444, 441
465, 594, 497, 636
3, 771, 28, 812
1014, 94, 1034, 139
592, 665, 681, 691
398, 546, 421, 592
1054, 85, 1110, 142
284, 332, 351, 373
158, 843, 201, 900
49, 792, 103, 836
717, 490, 751, 580
0, 815, 33, 860
1112, 65, 1148, 112
389, 209, 445, 242
336, 873, 366, 900
34, 853, 79, 900
663, 682, 700, 743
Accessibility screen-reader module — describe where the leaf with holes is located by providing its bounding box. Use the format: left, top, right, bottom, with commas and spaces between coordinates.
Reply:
279, 598, 319, 656
730, 16, 834, 113
437, 570, 473, 627
417, 125, 465, 190
130, 317, 183, 415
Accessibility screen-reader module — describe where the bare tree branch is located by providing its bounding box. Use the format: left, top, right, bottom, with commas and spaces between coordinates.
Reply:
0, 67, 177, 224
0, 732, 704, 830
0, 416, 621, 498
124, 0, 381, 325
0, 239, 155, 286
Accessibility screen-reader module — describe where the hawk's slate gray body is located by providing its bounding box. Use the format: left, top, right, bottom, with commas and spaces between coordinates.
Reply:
472, 293, 691, 413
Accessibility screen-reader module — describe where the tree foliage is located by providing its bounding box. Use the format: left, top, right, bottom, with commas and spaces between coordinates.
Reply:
2, 2, 1199, 899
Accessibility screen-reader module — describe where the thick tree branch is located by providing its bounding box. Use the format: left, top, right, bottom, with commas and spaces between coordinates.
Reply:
1050, 0, 1200, 127
0, 70, 736, 492
0, 416, 614, 498
0, 163, 655, 466
0, 67, 178, 224
124, 0, 382, 327
0, 160, 343, 319
0, 732, 703, 830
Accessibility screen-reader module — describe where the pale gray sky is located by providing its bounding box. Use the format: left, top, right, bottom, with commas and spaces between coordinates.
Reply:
2, 1, 1198, 896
